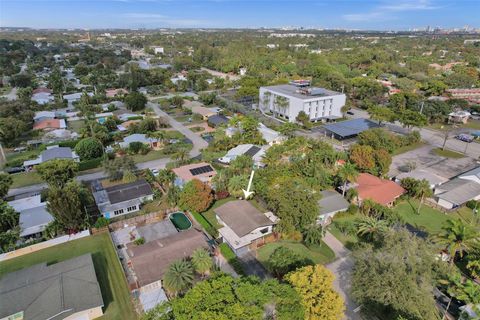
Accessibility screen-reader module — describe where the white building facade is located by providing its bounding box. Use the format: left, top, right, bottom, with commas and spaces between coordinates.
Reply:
259, 82, 346, 123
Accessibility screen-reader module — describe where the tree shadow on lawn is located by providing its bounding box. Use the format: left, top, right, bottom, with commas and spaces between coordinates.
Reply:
92, 252, 113, 310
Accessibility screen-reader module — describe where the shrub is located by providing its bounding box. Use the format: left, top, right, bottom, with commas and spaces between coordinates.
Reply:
466, 200, 479, 210
58, 139, 80, 148
134, 237, 145, 245
78, 157, 103, 171
215, 190, 230, 200
93, 217, 109, 228
192, 212, 218, 238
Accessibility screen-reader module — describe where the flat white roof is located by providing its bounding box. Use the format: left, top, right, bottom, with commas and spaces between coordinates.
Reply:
262, 84, 343, 100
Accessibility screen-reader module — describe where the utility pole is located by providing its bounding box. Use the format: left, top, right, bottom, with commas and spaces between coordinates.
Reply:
419, 101, 424, 114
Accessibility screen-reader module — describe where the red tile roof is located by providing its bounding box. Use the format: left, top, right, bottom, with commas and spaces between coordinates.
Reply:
356, 173, 405, 205
33, 119, 62, 130
32, 87, 52, 94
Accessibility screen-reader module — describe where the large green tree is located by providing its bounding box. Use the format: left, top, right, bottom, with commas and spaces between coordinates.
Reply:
125, 92, 148, 111
46, 181, 87, 232
0, 173, 13, 198
352, 230, 441, 320
74, 137, 104, 160
0, 200, 20, 251
436, 219, 479, 265
36, 159, 79, 188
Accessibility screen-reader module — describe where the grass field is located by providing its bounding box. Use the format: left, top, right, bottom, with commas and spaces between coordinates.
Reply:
257, 240, 336, 267
433, 148, 465, 158
0, 233, 136, 320
394, 200, 454, 234
392, 142, 425, 156
10, 171, 44, 188
130, 149, 169, 163
68, 120, 85, 133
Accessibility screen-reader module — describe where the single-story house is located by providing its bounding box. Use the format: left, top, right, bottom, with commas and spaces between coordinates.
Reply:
354, 173, 405, 206
317, 190, 349, 225
172, 162, 217, 187
33, 118, 67, 131
23, 146, 80, 168
258, 123, 286, 145
119, 119, 141, 130
119, 134, 161, 150
218, 144, 267, 167
395, 169, 448, 189
449, 110, 471, 124
215, 200, 278, 255
127, 228, 208, 288
102, 100, 125, 111
207, 114, 229, 127
323, 118, 381, 140
33, 110, 55, 122
8, 194, 54, 238
118, 113, 143, 122
434, 167, 480, 209
105, 88, 128, 98
191, 106, 217, 120
92, 179, 154, 218
95, 112, 114, 124
0, 254, 104, 320
64, 92, 94, 107
31, 88, 54, 105
44, 129, 79, 141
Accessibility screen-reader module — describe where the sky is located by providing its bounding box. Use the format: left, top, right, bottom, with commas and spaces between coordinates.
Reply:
0, 0, 479, 30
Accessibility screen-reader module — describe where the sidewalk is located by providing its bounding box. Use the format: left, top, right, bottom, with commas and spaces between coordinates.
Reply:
324, 231, 362, 320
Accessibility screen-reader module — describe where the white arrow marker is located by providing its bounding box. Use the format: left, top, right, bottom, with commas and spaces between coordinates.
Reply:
242, 169, 255, 199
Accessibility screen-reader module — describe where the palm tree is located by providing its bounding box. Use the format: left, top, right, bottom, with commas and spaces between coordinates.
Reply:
191, 248, 212, 276
274, 95, 289, 118
356, 216, 389, 242
337, 162, 359, 196
228, 174, 249, 198
436, 219, 479, 265
162, 259, 194, 297
147, 130, 167, 145
157, 169, 176, 188
414, 179, 433, 214
172, 147, 189, 164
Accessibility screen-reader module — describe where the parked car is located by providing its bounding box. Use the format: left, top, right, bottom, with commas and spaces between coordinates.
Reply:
150, 168, 159, 176
456, 134, 474, 143
5, 167, 25, 174
13, 147, 27, 152
346, 110, 355, 115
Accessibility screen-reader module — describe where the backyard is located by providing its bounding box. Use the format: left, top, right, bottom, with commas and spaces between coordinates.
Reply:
256, 240, 336, 267
10, 171, 44, 188
0, 233, 136, 320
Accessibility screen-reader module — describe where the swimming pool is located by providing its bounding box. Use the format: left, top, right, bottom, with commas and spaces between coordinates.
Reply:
169, 212, 192, 230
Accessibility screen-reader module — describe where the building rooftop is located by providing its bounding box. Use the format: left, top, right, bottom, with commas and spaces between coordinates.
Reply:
172, 162, 217, 183
105, 179, 153, 205
214, 200, 273, 237
324, 118, 380, 138
318, 190, 350, 216
0, 254, 104, 320
127, 228, 208, 287
41, 146, 75, 162
395, 169, 448, 187
137, 220, 178, 243
436, 178, 480, 206
356, 173, 405, 205
262, 84, 343, 100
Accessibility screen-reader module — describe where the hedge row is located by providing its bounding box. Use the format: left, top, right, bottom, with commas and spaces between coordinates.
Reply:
78, 157, 103, 171
192, 212, 218, 238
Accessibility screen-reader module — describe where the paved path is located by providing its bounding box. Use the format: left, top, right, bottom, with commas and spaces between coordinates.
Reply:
148, 101, 208, 158
324, 231, 361, 320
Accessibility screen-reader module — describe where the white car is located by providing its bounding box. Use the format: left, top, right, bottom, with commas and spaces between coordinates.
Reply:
150, 168, 160, 176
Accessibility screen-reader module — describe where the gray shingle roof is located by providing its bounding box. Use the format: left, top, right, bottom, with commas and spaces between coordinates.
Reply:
318, 190, 350, 216
214, 200, 273, 237
40, 147, 74, 162
105, 179, 153, 204
207, 114, 229, 126
0, 254, 104, 320
436, 178, 480, 205
19, 205, 54, 237
323, 119, 380, 138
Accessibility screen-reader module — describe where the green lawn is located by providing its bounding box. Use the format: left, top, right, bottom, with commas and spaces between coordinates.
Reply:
6, 149, 41, 162
433, 148, 465, 159
328, 214, 360, 249
68, 120, 85, 133
0, 233, 136, 320
392, 142, 425, 156
10, 171, 44, 188
394, 199, 457, 234
463, 120, 480, 130
130, 149, 170, 163
257, 240, 336, 267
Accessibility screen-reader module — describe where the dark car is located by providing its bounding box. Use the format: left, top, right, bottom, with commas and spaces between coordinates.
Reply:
456, 134, 474, 143
346, 110, 355, 115
5, 167, 25, 174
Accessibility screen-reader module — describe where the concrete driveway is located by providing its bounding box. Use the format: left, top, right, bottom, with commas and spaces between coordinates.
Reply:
238, 251, 270, 279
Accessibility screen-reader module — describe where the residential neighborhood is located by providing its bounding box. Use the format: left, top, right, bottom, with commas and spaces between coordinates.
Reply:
1, 4, 480, 320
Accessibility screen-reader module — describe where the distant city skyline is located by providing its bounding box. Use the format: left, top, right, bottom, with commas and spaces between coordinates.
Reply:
0, 0, 479, 31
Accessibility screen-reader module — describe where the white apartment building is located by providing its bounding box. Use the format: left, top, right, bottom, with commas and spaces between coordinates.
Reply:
259, 81, 346, 123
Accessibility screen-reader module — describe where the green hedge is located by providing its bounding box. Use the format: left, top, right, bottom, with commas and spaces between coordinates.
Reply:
192, 212, 218, 238
219, 243, 246, 276
78, 157, 103, 171
58, 139, 80, 148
